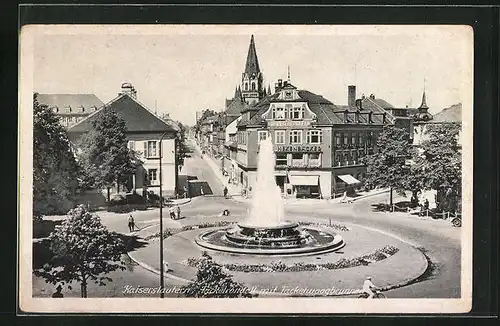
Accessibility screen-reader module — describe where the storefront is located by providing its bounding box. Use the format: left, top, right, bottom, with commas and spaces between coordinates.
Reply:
288, 175, 321, 198
335, 174, 361, 195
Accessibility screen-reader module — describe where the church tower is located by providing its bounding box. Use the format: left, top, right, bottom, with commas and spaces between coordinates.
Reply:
241, 35, 264, 105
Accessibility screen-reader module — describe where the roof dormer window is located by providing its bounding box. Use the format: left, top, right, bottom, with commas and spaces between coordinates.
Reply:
66, 106, 72, 113
284, 91, 293, 100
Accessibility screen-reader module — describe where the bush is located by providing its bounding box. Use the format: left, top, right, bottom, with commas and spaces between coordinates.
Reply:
108, 194, 127, 206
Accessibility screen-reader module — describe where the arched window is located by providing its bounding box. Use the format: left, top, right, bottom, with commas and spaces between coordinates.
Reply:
244, 83, 248, 91
251, 82, 256, 91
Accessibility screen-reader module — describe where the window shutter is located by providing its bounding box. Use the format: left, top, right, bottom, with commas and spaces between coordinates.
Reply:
143, 141, 148, 157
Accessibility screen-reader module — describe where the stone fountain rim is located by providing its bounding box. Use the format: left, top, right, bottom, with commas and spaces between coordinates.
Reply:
237, 221, 299, 230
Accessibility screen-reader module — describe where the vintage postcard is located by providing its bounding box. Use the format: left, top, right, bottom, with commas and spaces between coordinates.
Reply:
19, 24, 473, 314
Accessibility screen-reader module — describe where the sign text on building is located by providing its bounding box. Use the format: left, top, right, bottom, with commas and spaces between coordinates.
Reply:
268, 120, 311, 128
275, 145, 322, 152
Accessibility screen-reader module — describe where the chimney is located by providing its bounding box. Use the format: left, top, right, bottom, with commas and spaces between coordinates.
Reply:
355, 111, 360, 123
370, 93, 375, 100
368, 111, 373, 123
383, 112, 387, 124
344, 110, 349, 123
348, 85, 356, 108
355, 98, 363, 110
121, 82, 137, 100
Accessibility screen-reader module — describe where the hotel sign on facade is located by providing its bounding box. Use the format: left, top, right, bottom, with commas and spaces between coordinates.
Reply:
267, 120, 311, 128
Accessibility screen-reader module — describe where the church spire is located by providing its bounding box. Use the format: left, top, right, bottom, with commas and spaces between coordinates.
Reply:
267, 85, 272, 95
244, 35, 260, 76
418, 79, 428, 110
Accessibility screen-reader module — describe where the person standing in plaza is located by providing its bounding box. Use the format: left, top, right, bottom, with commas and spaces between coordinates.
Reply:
175, 205, 181, 220
128, 214, 135, 232
223, 186, 228, 199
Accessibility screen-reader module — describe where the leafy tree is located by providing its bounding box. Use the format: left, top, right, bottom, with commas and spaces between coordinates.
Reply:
198, 109, 217, 123
418, 123, 461, 212
34, 205, 126, 297
181, 252, 254, 298
76, 107, 141, 202
33, 93, 79, 218
401, 163, 426, 207
363, 125, 412, 207
175, 121, 191, 169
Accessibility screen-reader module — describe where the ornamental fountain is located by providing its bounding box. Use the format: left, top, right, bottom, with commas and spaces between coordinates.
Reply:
196, 137, 345, 255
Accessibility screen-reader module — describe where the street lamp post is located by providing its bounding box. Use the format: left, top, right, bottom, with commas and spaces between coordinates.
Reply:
158, 131, 169, 298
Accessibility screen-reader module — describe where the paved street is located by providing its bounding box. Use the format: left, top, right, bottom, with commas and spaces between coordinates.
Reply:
33, 148, 461, 299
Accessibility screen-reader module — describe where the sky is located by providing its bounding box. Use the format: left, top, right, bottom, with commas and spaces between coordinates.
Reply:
31, 25, 473, 126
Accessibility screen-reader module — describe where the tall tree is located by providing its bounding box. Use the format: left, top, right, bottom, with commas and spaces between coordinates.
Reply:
77, 107, 141, 202
418, 123, 462, 212
33, 93, 79, 218
182, 252, 254, 298
175, 121, 190, 169
34, 205, 126, 297
363, 125, 412, 207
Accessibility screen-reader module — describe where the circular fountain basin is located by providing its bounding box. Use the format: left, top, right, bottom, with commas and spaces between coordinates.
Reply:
195, 222, 345, 256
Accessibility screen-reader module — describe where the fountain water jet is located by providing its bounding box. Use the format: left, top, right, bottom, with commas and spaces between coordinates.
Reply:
244, 137, 285, 228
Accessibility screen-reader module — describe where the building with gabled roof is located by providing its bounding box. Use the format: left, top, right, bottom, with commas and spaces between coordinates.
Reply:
68, 83, 179, 198
233, 80, 392, 199
37, 93, 104, 128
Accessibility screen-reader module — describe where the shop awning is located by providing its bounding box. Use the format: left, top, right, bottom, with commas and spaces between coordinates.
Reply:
289, 175, 319, 186
337, 174, 361, 185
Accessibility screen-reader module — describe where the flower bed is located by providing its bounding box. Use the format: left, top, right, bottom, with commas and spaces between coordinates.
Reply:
297, 221, 349, 232
183, 245, 399, 272
143, 221, 234, 241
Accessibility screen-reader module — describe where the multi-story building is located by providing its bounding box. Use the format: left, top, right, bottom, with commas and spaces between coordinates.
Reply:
67, 83, 179, 198
235, 80, 392, 199
362, 88, 433, 144
37, 93, 104, 128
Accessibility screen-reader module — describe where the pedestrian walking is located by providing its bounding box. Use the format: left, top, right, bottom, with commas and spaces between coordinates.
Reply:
176, 205, 181, 220
169, 205, 176, 219
183, 185, 188, 198
223, 186, 228, 199
128, 214, 135, 232
52, 284, 64, 298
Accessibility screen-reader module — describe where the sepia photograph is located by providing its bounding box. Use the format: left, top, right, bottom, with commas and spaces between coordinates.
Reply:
18, 24, 473, 314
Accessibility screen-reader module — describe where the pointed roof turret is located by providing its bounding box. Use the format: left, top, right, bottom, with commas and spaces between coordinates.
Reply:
244, 35, 261, 76
418, 90, 429, 110
267, 85, 272, 95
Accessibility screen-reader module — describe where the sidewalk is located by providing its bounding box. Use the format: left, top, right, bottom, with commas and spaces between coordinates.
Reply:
191, 140, 242, 197
329, 187, 390, 204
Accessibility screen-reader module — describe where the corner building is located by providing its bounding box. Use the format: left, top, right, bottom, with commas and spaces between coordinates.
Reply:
236, 81, 392, 199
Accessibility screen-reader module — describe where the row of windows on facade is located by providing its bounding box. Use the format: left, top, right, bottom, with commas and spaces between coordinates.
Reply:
237, 129, 323, 145
274, 152, 321, 166
271, 105, 306, 120
236, 129, 374, 147
53, 106, 98, 113
58, 115, 86, 124
272, 149, 372, 168
127, 140, 161, 158
335, 132, 375, 148
243, 82, 258, 92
